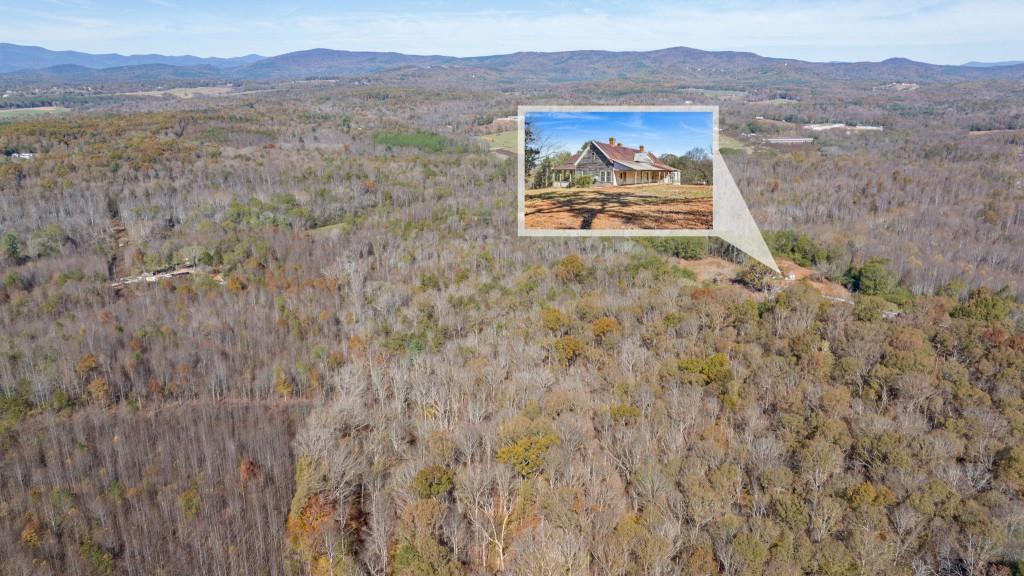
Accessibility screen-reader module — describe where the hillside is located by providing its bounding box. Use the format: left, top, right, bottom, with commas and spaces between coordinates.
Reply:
0, 80, 1021, 575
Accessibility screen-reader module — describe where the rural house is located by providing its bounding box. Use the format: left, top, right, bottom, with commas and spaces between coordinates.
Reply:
552, 137, 681, 187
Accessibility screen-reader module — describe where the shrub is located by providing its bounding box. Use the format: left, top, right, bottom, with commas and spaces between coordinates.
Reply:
553, 335, 585, 367
765, 230, 830, 267
31, 224, 68, 258
844, 258, 890, 294
853, 294, 890, 321
179, 485, 201, 519
287, 458, 338, 565
541, 307, 570, 333
572, 175, 593, 188
75, 353, 100, 381
80, 540, 115, 576
626, 253, 694, 281
736, 261, 775, 291
2, 232, 21, 263
609, 403, 641, 424
679, 353, 734, 387
497, 430, 560, 477
816, 539, 855, 576
554, 254, 587, 282
412, 465, 455, 498
226, 275, 247, 293
639, 237, 709, 260
842, 258, 916, 305
20, 517, 42, 548
995, 445, 1024, 496
0, 385, 31, 424
592, 316, 621, 341
393, 501, 461, 576
86, 378, 110, 406
772, 494, 808, 531
732, 531, 770, 573
951, 287, 1014, 322
419, 273, 442, 291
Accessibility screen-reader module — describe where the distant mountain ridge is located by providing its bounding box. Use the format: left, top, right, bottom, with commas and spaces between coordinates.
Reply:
963, 60, 1024, 68
239, 48, 455, 79
2, 43, 1024, 87
0, 43, 264, 74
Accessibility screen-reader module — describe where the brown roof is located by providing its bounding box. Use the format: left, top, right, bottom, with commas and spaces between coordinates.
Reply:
554, 151, 580, 171
553, 141, 678, 172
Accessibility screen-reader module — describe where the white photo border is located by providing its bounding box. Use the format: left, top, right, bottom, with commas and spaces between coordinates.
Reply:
517, 104, 720, 237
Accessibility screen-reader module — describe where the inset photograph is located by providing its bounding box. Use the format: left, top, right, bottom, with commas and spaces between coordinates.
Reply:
521, 107, 715, 232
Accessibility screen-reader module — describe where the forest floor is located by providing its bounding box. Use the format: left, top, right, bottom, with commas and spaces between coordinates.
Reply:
524, 184, 713, 230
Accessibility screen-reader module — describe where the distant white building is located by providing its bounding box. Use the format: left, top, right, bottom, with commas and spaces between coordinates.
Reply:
12, 152, 35, 160
804, 123, 846, 131
803, 123, 884, 132
764, 137, 814, 144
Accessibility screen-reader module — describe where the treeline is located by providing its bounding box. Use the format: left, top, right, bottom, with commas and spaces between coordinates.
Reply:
659, 147, 713, 185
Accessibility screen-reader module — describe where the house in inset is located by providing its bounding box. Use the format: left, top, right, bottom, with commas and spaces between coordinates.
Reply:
553, 137, 681, 187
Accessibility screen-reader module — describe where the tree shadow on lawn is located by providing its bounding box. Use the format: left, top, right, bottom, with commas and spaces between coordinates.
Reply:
525, 189, 712, 230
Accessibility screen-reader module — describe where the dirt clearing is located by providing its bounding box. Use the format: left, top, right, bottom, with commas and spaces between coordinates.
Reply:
525, 184, 713, 230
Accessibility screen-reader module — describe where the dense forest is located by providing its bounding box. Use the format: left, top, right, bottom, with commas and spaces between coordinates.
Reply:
0, 71, 1022, 575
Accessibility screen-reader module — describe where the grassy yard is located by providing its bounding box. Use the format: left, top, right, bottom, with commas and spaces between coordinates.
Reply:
479, 130, 516, 150
525, 183, 713, 230
720, 134, 753, 153
0, 106, 70, 120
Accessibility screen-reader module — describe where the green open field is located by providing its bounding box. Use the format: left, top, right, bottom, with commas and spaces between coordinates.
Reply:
719, 134, 753, 153
121, 86, 236, 99
479, 130, 516, 150
0, 106, 71, 120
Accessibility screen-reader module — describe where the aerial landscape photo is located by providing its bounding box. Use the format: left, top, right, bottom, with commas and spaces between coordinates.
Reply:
1, 1, 1023, 575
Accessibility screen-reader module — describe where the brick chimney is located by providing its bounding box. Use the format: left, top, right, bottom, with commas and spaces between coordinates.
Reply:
608, 137, 616, 145
638, 145, 645, 152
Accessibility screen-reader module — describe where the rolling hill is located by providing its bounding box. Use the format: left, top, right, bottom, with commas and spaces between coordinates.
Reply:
0, 42, 263, 74
238, 48, 455, 79
2, 43, 1024, 88
964, 59, 1024, 67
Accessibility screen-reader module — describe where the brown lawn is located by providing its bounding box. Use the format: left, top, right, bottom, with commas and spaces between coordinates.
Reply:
525, 184, 713, 230
673, 256, 852, 301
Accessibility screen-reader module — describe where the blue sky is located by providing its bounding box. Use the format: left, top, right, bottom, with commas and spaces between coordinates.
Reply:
0, 0, 1021, 64
528, 111, 713, 158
